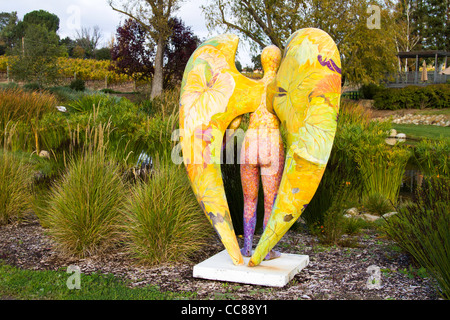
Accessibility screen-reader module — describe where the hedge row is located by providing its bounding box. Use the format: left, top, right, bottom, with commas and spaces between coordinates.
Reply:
373, 84, 450, 110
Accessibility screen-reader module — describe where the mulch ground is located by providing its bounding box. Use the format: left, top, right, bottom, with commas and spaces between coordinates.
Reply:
0, 215, 440, 300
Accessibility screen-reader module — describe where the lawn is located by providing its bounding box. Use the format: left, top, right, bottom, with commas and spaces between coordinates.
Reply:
0, 263, 195, 300
392, 123, 450, 141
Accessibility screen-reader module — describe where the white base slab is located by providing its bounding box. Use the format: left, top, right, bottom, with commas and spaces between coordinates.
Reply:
193, 250, 309, 287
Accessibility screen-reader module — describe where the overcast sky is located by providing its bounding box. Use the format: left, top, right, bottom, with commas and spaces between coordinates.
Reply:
1, 0, 254, 66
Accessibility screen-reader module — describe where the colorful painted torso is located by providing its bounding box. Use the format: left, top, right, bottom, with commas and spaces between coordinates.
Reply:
240, 46, 285, 259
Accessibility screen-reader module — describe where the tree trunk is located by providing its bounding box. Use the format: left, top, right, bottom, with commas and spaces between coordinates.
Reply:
151, 36, 165, 99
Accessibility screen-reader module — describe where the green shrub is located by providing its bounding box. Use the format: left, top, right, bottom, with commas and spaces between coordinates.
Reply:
373, 84, 450, 110
359, 83, 383, 99
385, 176, 450, 299
120, 161, 212, 265
23, 82, 43, 92
413, 139, 450, 177
69, 79, 86, 91
37, 149, 127, 257
363, 192, 394, 215
67, 93, 111, 113
0, 150, 33, 225
47, 86, 86, 103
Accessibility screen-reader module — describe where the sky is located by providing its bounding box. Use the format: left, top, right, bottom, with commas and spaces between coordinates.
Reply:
1, 0, 254, 66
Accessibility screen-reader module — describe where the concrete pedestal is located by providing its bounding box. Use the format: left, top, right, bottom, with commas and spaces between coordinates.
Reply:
193, 250, 309, 287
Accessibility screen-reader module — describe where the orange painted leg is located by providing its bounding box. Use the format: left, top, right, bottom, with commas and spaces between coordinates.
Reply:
240, 162, 259, 257
260, 139, 285, 260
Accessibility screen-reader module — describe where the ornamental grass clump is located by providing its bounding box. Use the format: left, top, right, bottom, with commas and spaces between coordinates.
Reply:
38, 148, 127, 258
0, 87, 57, 152
414, 139, 449, 178
0, 150, 33, 225
121, 160, 212, 266
385, 176, 450, 299
355, 143, 411, 205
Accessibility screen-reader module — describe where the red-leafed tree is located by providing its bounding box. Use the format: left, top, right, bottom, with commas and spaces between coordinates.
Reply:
110, 18, 155, 83
111, 17, 199, 90
164, 17, 200, 88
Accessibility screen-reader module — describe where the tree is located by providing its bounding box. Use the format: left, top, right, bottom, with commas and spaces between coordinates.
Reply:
203, 0, 398, 84
3, 10, 61, 55
75, 26, 102, 59
394, 0, 421, 72
108, 0, 182, 98
23, 9, 59, 33
60, 36, 76, 57
111, 18, 155, 84
411, 0, 449, 51
9, 24, 66, 86
0, 12, 19, 54
95, 47, 112, 60
163, 17, 200, 88
251, 53, 262, 70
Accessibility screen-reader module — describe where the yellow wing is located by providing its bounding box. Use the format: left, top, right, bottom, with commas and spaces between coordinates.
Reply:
249, 28, 342, 266
179, 34, 265, 265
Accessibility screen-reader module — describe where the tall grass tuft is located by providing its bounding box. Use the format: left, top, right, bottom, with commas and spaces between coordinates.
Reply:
120, 160, 212, 266
414, 139, 450, 177
355, 143, 411, 205
36, 130, 127, 257
385, 176, 450, 299
0, 87, 57, 152
0, 150, 33, 225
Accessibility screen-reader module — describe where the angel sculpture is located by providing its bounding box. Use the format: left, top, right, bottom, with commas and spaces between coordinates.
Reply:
239, 45, 285, 260
179, 28, 341, 267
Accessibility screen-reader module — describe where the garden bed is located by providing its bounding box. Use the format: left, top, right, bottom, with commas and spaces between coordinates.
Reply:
0, 215, 439, 300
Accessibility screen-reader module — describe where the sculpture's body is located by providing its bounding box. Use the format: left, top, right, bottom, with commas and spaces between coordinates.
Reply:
240, 46, 285, 260
179, 28, 341, 267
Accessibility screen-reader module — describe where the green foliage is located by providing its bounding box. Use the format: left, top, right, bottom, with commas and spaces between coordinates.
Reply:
203, 0, 398, 84
373, 84, 450, 110
23, 10, 60, 33
37, 143, 127, 258
359, 83, 384, 99
47, 86, 87, 103
354, 142, 411, 205
9, 24, 66, 86
69, 79, 86, 92
0, 150, 33, 225
362, 192, 394, 215
413, 139, 450, 177
385, 176, 450, 299
121, 160, 212, 265
67, 93, 115, 113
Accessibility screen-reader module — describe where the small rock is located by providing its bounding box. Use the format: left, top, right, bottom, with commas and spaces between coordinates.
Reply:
346, 208, 359, 216
56, 106, 67, 112
38, 150, 50, 159
361, 213, 380, 222
389, 129, 397, 137
382, 212, 397, 219
385, 138, 397, 145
